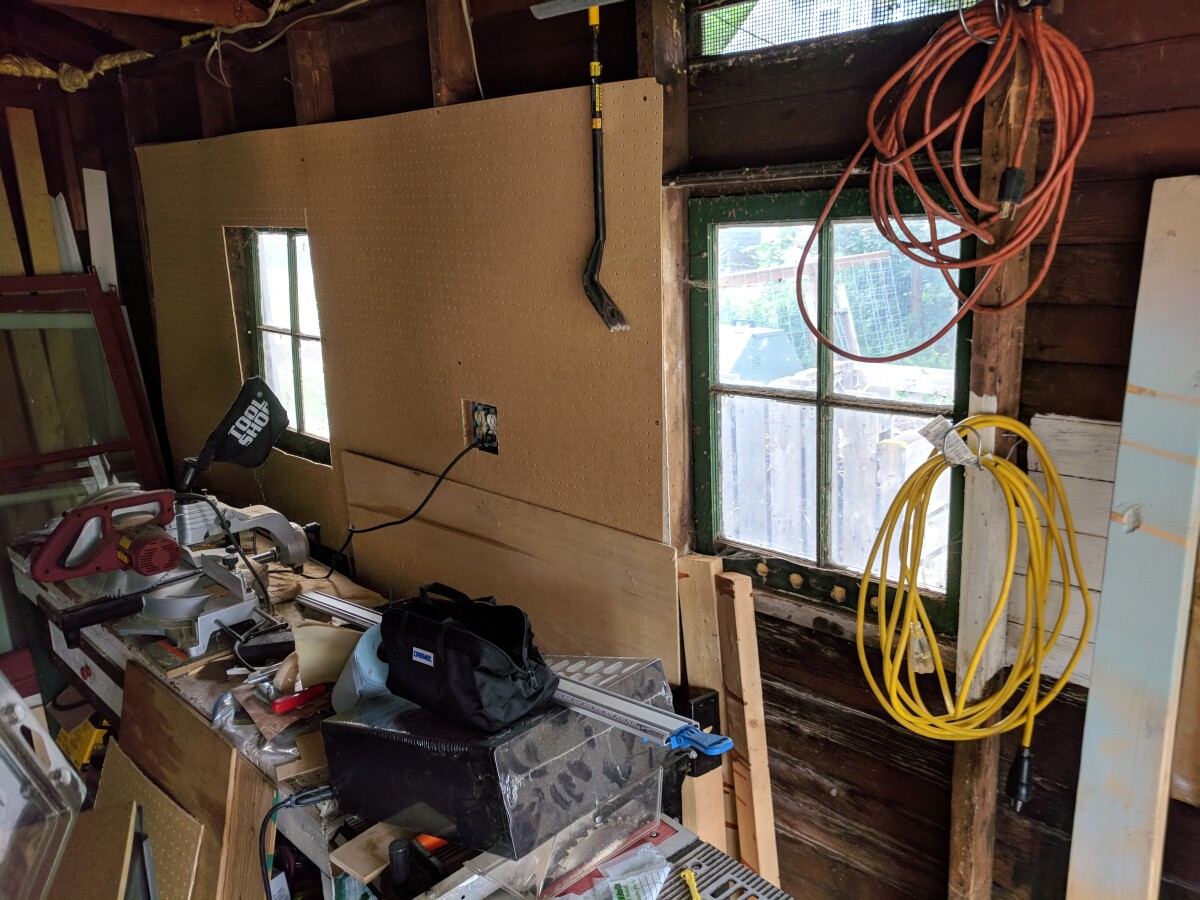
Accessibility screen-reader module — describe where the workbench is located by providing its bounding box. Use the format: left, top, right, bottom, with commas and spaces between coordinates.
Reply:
8, 540, 385, 900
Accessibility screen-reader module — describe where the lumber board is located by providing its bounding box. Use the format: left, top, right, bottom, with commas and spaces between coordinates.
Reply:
1029, 243, 1143, 308
715, 572, 779, 885
0, 171, 24, 275
678, 555, 736, 855
341, 451, 681, 681
1072, 108, 1200, 183
681, 769, 726, 851
94, 741, 203, 900
330, 822, 412, 883
286, 27, 336, 125
275, 730, 328, 782
1021, 363, 1129, 424
41, 0, 267, 27
48, 801, 137, 900
6, 107, 60, 276
216, 755, 276, 900
1024, 304, 1135, 367
1067, 175, 1200, 899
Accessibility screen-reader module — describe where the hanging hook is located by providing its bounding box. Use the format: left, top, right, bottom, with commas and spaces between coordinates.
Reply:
958, 0, 1002, 46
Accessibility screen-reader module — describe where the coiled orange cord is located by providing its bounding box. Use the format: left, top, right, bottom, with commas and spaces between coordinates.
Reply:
795, 4, 1093, 363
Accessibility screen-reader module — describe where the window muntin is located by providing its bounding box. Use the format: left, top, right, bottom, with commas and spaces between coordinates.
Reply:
694, 190, 966, 612
249, 229, 331, 462
696, 0, 968, 59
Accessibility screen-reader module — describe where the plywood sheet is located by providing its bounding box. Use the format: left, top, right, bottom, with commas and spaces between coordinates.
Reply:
341, 450, 680, 681
95, 741, 203, 900
136, 80, 666, 543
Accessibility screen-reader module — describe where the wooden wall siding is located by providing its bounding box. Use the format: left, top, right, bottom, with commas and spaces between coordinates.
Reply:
757, 614, 954, 898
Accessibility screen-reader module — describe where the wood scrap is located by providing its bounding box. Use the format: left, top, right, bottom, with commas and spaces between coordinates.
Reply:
330, 822, 414, 884
275, 730, 327, 782
715, 572, 779, 886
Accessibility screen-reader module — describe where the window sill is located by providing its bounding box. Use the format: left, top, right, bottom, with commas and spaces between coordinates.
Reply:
751, 582, 958, 673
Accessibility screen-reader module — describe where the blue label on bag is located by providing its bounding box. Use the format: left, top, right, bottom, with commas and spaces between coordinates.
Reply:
412, 647, 435, 667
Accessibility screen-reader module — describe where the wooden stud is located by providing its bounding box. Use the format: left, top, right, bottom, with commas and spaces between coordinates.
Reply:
715, 572, 779, 885
949, 49, 1041, 900
51, 96, 86, 231
33, 0, 266, 27
195, 60, 237, 137
426, 0, 481, 107
286, 26, 336, 126
634, 0, 687, 174
1066, 175, 1200, 899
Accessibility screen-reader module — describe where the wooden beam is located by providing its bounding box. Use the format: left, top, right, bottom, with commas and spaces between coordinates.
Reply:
1066, 175, 1200, 899
195, 60, 236, 137
286, 26, 336, 125
634, 0, 687, 174
949, 49, 1040, 900
426, 0, 480, 107
34, 0, 266, 27
44, 4, 183, 53
6, 107, 60, 276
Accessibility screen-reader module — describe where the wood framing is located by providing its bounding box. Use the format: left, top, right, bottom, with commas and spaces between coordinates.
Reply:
1066, 175, 1200, 899
426, 0, 481, 107
949, 49, 1040, 900
287, 26, 336, 125
195, 61, 237, 137
34, 0, 266, 27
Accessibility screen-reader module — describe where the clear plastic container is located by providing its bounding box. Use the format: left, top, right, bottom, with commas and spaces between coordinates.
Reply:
0, 672, 85, 899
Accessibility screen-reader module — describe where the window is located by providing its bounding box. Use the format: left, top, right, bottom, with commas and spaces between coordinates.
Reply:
696, 0, 967, 58
247, 229, 331, 464
689, 190, 967, 630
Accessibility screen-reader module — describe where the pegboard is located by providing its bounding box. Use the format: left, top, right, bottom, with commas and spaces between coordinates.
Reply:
137, 80, 667, 542
94, 740, 203, 900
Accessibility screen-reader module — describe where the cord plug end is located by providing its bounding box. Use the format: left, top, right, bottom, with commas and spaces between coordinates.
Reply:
291, 784, 335, 808
999, 167, 1027, 220
1006, 746, 1034, 813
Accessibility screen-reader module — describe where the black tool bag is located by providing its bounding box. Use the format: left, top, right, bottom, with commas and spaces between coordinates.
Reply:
379, 583, 560, 732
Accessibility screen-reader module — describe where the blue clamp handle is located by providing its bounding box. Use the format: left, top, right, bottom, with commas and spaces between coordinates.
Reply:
669, 725, 734, 756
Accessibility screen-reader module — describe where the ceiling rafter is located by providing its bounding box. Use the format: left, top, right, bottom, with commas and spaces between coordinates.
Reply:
33, 0, 267, 28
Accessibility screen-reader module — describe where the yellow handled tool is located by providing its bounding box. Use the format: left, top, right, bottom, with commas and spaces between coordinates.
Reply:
681, 868, 702, 900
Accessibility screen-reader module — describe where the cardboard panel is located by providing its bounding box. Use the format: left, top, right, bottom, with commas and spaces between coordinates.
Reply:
341, 450, 680, 681
137, 80, 666, 542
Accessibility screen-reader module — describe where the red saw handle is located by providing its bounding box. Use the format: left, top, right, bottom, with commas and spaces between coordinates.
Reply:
31, 490, 176, 583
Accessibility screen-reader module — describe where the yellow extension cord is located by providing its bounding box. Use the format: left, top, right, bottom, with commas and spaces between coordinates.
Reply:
856, 414, 1094, 750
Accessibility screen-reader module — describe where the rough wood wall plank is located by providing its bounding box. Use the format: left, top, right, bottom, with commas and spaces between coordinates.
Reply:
716, 572, 779, 885
1024, 304, 1135, 366
342, 450, 681, 681
1029, 243, 1143, 308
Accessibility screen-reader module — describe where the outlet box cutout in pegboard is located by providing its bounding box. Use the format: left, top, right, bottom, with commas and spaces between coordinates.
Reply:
467, 400, 498, 453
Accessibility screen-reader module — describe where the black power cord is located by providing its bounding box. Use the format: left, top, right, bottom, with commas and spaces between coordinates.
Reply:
317, 440, 481, 579
260, 784, 335, 898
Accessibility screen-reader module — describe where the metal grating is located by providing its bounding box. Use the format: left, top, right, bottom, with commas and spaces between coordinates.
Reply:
697, 0, 972, 57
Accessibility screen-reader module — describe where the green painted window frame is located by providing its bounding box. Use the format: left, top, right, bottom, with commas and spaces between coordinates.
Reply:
246, 228, 331, 465
688, 188, 970, 633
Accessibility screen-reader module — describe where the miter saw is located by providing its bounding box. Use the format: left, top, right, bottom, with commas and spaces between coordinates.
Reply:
16, 378, 317, 658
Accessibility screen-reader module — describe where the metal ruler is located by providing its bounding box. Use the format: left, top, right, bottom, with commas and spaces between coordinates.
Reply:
296, 591, 731, 755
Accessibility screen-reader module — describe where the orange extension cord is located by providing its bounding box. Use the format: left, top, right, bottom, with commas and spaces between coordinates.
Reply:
794, 3, 1093, 363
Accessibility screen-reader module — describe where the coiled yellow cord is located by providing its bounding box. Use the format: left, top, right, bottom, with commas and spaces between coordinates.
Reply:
856, 414, 1093, 748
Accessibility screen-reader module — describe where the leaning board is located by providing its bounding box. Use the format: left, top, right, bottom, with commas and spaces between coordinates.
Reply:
341, 451, 680, 682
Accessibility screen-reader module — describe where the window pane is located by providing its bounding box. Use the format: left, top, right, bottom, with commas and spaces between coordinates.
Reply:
718, 394, 817, 561
261, 331, 298, 426
715, 223, 818, 390
831, 407, 949, 592
298, 337, 329, 440
830, 219, 959, 407
295, 234, 320, 337
257, 233, 292, 330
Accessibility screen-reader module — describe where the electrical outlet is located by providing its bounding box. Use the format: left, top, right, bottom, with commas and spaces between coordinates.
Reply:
468, 401, 498, 454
